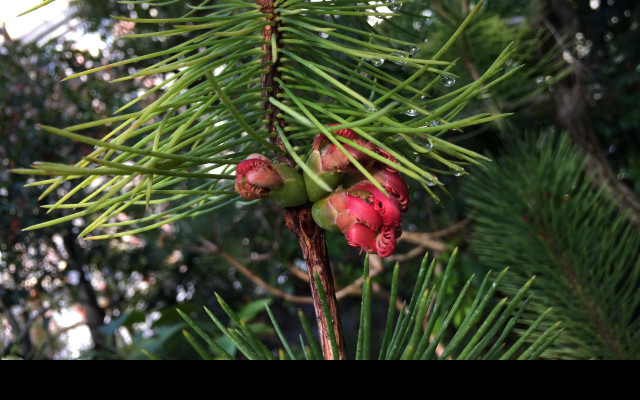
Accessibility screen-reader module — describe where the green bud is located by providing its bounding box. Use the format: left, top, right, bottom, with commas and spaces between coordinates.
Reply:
304, 151, 343, 202
268, 163, 309, 208
311, 195, 342, 233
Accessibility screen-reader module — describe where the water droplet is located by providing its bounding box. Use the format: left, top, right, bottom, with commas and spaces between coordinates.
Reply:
408, 45, 419, 54
426, 178, 437, 187
371, 58, 385, 67
441, 74, 456, 87
404, 109, 420, 117
451, 167, 465, 177
618, 169, 628, 180
388, 0, 402, 12
424, 138, 434, 150
391, 52, 407, 65
562, 50, 575, 64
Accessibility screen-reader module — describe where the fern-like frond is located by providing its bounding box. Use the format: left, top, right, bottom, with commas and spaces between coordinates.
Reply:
463, 132, 640, 360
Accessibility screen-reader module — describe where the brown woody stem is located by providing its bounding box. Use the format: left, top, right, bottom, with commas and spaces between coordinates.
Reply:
256, 0, 347, 360
284, 206, 347, 360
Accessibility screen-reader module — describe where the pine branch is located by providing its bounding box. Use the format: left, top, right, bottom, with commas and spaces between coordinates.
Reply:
464, 133, 640, 359
534, 0, 640, 224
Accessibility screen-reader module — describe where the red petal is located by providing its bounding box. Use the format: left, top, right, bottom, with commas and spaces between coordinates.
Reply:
344, 195, 382, 232
343, 223, 377, 253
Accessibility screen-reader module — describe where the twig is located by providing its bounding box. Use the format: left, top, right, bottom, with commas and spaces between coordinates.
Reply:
0, 23, 13, 44
398, 232, 449, 252
431, 3, 457, 25
192, 238, 314, 304
386, 246, 428, 262
192, 239, 406, 311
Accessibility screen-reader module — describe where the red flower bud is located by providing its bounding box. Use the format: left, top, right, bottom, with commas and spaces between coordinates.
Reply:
234, 154, 284, 200
333, 192, 383, 233
349, 182, 402, 228
312, 191, 382, 234
312, 125, 375, 173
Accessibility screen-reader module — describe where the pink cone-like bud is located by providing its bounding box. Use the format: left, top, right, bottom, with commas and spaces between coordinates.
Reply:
349, 182, 403, 228
234, 154, 284, 200
313, 125, 375, 173
372, 169, 410, 213
312, 191, 383, 234
333, 193, 383, 233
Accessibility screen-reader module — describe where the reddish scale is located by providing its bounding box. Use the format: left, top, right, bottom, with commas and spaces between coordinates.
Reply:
328, 123, 359, 140
372, 169, 410, 213
309, 125, 415, 258
375, 226, 397, 258
314, 124, 359, 151
375, 147, 399, 172
343, 223, 377, 254
320, 140, 375, 173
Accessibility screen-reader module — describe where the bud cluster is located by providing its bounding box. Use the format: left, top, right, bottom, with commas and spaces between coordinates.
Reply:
234, 126, 410, 258
309, 127, 410, 257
